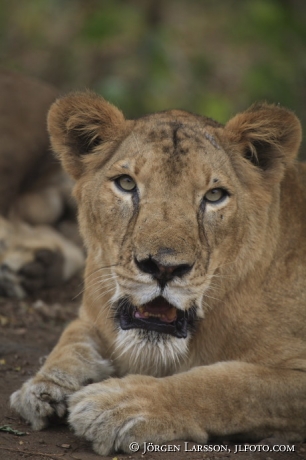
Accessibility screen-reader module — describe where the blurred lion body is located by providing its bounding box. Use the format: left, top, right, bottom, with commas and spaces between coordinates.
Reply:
11, 92, 306, 455
0, 70, 83, 297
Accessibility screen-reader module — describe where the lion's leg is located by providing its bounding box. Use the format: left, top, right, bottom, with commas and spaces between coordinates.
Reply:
67, 361, 306, 455
0, 216, 84, 298
10, 318, 114, 430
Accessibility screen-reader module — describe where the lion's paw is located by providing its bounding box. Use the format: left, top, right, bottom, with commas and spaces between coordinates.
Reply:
1, 248, 65, 297
10, 376, 72, 430
0, 219, 84, 297
68, 376, 172, 456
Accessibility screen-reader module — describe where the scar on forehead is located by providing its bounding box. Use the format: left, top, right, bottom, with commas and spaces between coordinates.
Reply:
132, 131, 142, 155
205, 132, 220, 150
134, 156, 147, 175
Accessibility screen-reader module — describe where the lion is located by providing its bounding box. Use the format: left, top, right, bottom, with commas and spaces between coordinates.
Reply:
0, 70, 84, 297
10, 91, 306, 456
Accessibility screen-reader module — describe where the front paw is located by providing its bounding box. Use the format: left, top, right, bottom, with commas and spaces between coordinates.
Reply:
10, 375, 73, 430
68, 375, 176, 456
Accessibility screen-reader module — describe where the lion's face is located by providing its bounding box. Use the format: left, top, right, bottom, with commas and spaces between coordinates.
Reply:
48, 94, 301, 374
79, 116, 246, 327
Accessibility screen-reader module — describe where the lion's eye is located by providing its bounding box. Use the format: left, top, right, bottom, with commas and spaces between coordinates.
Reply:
115, 175, 137, 192
204, 188, 227, 203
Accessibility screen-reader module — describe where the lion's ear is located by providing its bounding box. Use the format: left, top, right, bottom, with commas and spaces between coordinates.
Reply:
224, 103, 302, 173
47, 91, 126, 179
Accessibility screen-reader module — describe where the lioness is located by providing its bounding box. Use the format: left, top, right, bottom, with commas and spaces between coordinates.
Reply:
11, 92, 306, 456
0, 70, 84, 297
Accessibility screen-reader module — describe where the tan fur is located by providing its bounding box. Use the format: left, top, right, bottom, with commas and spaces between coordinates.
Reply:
11, 91, 306, 455
0, 70, 84, 297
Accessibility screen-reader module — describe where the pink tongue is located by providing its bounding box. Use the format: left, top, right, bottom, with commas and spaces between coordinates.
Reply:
135, 297, 177, 323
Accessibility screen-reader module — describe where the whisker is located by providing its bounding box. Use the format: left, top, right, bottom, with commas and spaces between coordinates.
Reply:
85, 276, 117, 288
84, 273, 118, 290
85, 263, 118, 279
74, 273, 116, 300
88, 288, 117, 332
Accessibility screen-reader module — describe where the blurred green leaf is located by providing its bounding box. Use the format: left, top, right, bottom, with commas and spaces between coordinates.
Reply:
0, 425, 27, 436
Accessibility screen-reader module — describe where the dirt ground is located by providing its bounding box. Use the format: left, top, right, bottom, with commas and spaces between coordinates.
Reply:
0, 277, 305, 460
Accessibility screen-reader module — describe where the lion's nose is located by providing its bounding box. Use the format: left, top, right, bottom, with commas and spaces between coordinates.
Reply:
134, 256, 193, 287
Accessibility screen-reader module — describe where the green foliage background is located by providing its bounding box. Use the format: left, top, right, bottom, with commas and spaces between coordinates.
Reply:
1, 0, 306, 152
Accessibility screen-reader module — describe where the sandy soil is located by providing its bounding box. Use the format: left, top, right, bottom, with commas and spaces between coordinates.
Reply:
0, 277, 305, 460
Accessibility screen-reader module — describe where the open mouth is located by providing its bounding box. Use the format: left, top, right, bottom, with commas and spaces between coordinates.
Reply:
115, 296, 197, 339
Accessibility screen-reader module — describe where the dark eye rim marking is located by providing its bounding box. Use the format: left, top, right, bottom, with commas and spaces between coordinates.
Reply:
204, 187, 229, 204
114, 174, 137, 193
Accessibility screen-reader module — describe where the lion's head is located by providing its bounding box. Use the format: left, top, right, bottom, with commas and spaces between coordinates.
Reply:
48, 93, 301, 375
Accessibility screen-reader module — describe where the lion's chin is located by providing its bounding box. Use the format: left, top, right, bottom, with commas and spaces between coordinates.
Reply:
115, 296, 197, 339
